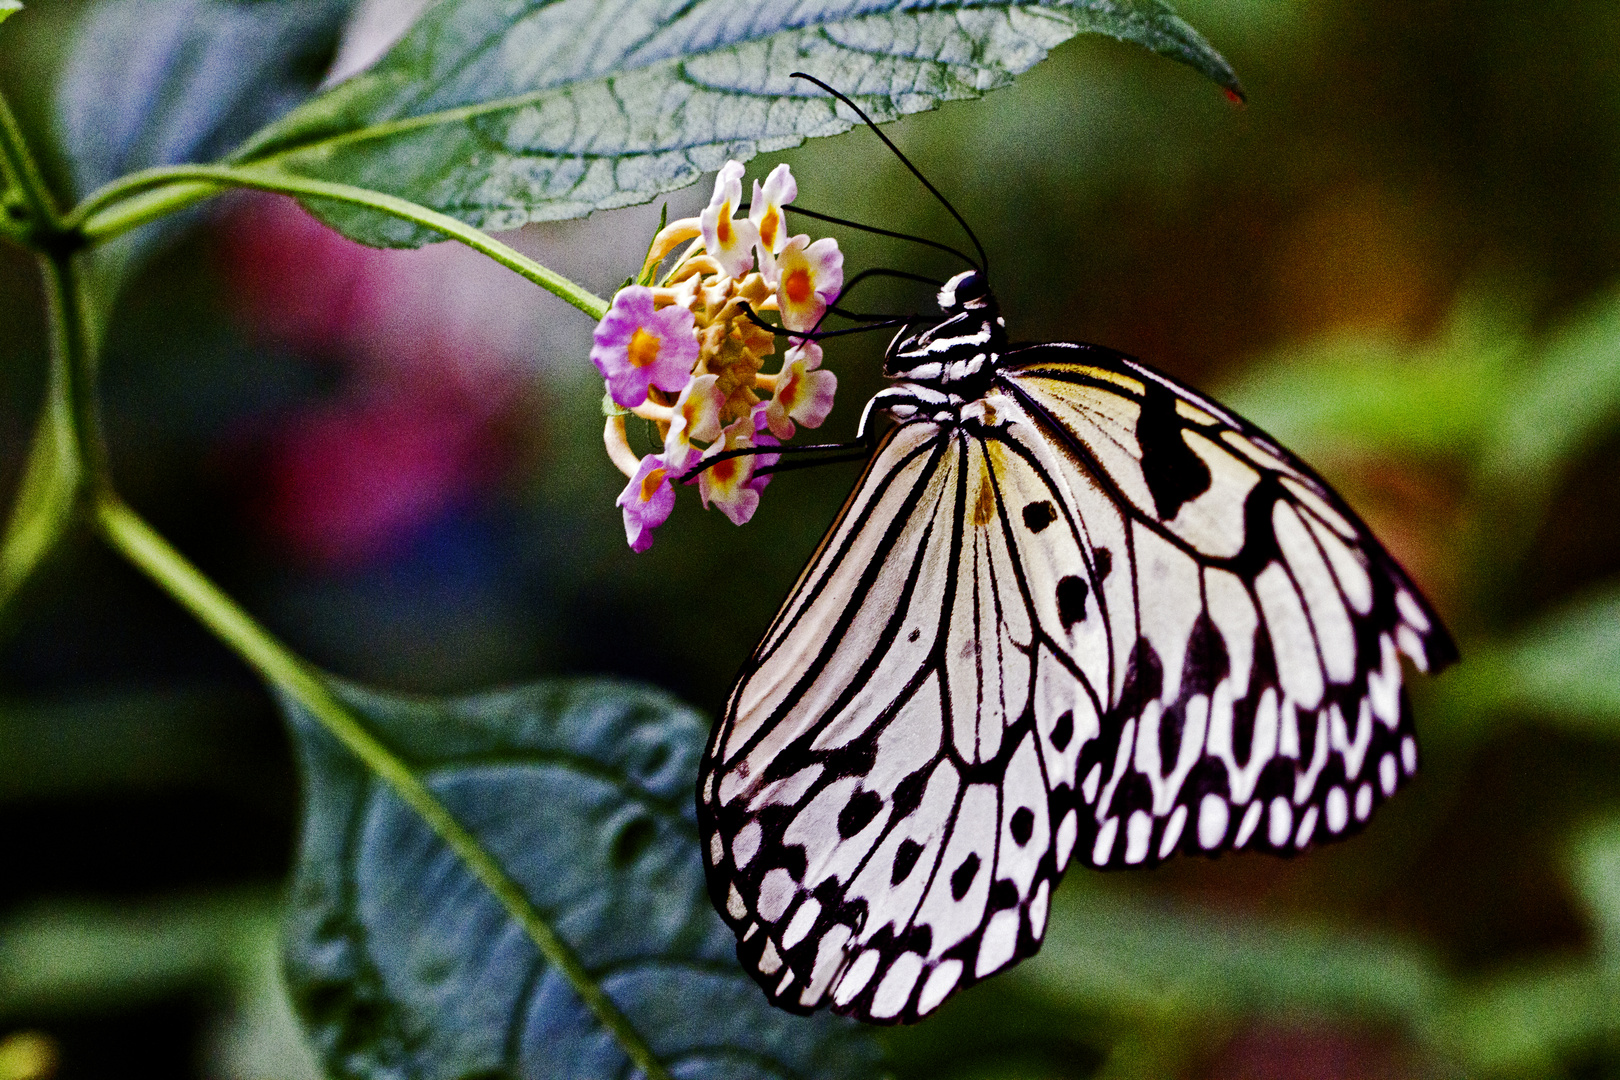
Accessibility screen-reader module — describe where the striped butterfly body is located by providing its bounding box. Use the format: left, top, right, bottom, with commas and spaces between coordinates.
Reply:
697, 269, 1456, 1024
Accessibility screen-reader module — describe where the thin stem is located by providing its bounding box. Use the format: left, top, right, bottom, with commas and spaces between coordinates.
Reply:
70, 165, 609, 319
0, 85, 60, 229
0, 258, 85, 613
40, 252, 108, 484
94, 495, 676, 1080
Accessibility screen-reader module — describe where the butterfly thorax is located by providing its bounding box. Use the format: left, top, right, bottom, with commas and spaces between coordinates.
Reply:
883, 270, 1007, 395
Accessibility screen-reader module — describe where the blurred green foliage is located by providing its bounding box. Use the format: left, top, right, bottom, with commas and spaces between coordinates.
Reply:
2, 0, 1620, 1077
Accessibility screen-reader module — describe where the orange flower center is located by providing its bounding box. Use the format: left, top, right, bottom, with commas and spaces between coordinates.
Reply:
780, 369, 800, 403
627, 328, 662, 368
759, 207, 780, 250
784, 266, 813, 305
640, 467, 668, 502
717, 212, 733, 246
711, 457, 736, 483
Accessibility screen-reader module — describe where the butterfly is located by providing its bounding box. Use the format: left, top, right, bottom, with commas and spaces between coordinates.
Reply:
694, 83, 1456, 1026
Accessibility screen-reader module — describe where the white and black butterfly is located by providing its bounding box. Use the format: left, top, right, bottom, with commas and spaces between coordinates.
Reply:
695, 84, 1455, 1026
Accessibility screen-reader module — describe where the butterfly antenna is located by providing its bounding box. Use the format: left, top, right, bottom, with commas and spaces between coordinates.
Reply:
791, 71, 990, 276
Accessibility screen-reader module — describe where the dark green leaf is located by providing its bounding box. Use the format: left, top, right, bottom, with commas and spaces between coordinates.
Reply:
56, 0, 354, 199
0, 3, 21, 28
281, 678, 880, 1080
233, 0, 1241, 246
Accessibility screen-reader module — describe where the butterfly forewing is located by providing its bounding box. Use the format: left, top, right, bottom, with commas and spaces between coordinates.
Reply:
698, 334, 1456, 1024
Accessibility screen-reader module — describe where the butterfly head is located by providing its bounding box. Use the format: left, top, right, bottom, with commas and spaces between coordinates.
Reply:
884, 270, 1007, 389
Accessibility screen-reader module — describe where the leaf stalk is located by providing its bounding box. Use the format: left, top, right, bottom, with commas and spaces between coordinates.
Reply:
68, 164, 609, 319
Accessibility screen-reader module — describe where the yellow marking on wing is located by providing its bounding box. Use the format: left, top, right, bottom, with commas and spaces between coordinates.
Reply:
1175, 400, 1219, 426
1017, 363, 1145, 396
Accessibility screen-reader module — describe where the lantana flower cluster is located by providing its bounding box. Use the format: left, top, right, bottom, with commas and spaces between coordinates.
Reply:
592, 161, 843, 551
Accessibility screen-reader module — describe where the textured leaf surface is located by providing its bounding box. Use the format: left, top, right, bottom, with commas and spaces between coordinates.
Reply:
56, 0, 354, 199
234, 0, 1242, 246
281, 679, 880, 1080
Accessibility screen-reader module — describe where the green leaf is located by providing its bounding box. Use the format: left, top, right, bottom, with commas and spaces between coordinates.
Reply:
281, 678, 880, 1080
1488, 582, 1620, 727
1218, 298, 1525, 463
0, 3, 21, 28
232, 0, 1241, 247
56, 0, 354, 201
1016, 880, 1446, 1029
1571, 817, 1620, 959
1484, 282, 1620, 489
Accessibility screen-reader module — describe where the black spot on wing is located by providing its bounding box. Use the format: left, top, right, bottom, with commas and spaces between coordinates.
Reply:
1138, 382, 1213, 520
838, 789, 882, 838
950, 853, 981, 900
988, 879, 1019, 910
1010, 806, 1035, 844
1050, 710, 1074, 751
1056, 575, 1089, 628
891, 839, 924, 885
1094, 547, 1112, 582
1182, 613, 1230, 699
1022, 500, 1056, 532
1117, 639, 1164, 722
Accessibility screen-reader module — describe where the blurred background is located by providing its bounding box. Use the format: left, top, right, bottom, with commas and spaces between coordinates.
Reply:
3, 0, 1620, 1077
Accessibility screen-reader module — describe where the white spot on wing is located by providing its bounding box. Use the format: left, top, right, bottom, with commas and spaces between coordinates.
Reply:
1093, 817, 1119, 865
1235, 800, 1262, 847
734, 821, 762, 868
832, 949, 881, 1007
1275, 501, 1356, 684
1325, 786, 1348, 833
1198, 794, 1229, 849
976, 910, 1020, 977
1268, 798, 1292, 846
1255, 561, 1325, 709
758, 869, 796, 923
869, 953, 924, 1020
782, 897, 822, 949
1295, 805, 1319, 847
1124, 810, 1152, 864
918, 959, 964, 1014
1159, 803, 1188, 859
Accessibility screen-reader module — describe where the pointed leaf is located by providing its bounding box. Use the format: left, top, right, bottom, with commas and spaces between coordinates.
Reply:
280, 678, 880, 1080
232, 0, 1242, 247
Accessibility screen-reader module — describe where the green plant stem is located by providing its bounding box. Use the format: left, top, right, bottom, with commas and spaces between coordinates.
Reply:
41, 251, 108, 483
0, 83, 59, 230
69, 164, 609, 319
0, 257, 86, 612
94, 495, 676, 1080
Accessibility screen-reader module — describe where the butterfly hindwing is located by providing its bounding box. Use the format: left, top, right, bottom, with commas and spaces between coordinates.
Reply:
700, 416, 1104, 1022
